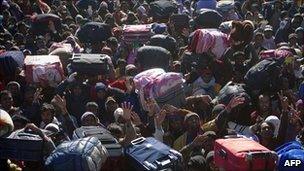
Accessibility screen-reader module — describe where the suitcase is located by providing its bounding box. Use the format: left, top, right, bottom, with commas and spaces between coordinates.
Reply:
214, 137, 278, 171
125, 137, 183, 171
24, 55, 64, 85
72, 126, 123, 157
71, 53, 111, 75
0, 129, 53, 161
123, 24, 152, 45
45, 137, 108, 171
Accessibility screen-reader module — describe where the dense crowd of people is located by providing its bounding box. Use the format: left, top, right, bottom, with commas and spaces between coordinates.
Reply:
0, 0, 304, 170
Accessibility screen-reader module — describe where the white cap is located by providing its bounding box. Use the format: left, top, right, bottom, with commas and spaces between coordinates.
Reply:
265, 115, 280, 137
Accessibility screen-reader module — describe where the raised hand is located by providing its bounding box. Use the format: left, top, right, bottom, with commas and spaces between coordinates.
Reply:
33, 88, 43, 103
278, 91, 289, 111
226, 96, 245, 113
155, 109, 167, 129
121, 102, 133, 121
131, 111, 142, 126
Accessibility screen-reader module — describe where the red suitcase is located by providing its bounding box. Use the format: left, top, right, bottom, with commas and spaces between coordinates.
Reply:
214, 137, 277, 171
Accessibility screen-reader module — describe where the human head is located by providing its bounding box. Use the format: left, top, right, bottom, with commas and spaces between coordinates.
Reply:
258, 94, 271, 115
187, 155, 206, 171
233, 51, 245, 65
259, 121, 275, 139
81, 112, 99, 126
0, 90, 13, 111
95, 82, 107, 100
107, 123, 124, 139
40, 103, 55, 125
6, 81, 20, 95
184, 113, 200, 132
86, 102, 99, 115
105, 97, 118, 113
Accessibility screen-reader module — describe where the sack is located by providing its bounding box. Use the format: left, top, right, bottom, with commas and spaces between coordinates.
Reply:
170, 14, 189, 31
260, 49, 294, 60
125, 137, 183, 171
149, 34, 177, 57
76, 22, 112, 43
216, 1, 238, 21
0, 129, 52, 161
217, 81, 249, 105
195, 9, 223, 29
0, 51, 23, 81
73, 126, 123, 157
244, 58, 283, 94
45, 137, 108, 171
136, 46, 171, 71
134, 69, 185, 107
214, 137, 277, 171
188, 29, 229, 59
71, 53, 111, 75
24, 55, 64, 86
150, 1, 177, 21
123, 24, 152, 44
276, 141, 303, 157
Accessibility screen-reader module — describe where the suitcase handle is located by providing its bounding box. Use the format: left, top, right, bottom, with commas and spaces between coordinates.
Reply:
219, 149, 227, 159
223, 135, 244, 139
131, 137, 146, 145
245, 151, 278, 161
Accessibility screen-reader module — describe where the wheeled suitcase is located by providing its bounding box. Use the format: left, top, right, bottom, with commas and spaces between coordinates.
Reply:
45, 137, 108, 171
73, 126, 123, 157
125, 137, 183, 171
73, 126, 123, 171
0, 129, 53, 161
214, 137, 278, 171
71, 53, 110, 75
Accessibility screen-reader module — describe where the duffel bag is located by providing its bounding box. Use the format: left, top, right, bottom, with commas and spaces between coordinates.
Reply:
244, 58, 284, 94
24, 55, 64, 86
123, 24, 152, 45
71, 53, 111, 75
125, 137, 183, 171
149, 34, 177, 58
136, 46, 171, 71
0, 128, 52, 161
150, 0, 177, 21
0, 51, 24, 82
194, 9, 223, 29
214, 137, 278, 171
76, 22, 112, 44
45, 137, 108, 171
216, 81, 249, 106
260, 49, 294, 60
72, 126, 123, 157
188, 29, 229, 59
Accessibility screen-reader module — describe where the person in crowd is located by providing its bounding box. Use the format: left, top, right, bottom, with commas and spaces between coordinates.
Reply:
1, 0, 304, 170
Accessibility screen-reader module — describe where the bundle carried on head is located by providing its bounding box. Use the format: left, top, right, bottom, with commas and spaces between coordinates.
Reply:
229, 20, 254, 50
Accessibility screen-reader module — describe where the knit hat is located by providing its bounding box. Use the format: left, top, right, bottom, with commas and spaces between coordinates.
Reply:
265, 115, 280, 137
81, 112, 96, 122
45, 123, 60, 133
95, 82, 106, 92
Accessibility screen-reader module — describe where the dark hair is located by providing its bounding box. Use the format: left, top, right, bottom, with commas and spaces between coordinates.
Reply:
107, 123, 124, 136
41, 103, 55, 115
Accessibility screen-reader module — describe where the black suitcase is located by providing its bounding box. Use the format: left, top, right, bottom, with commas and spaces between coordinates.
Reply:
125, 137, 183, 171
0, 129, 53, 161
71, 53, 110, 75
73, 126, 123, 157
